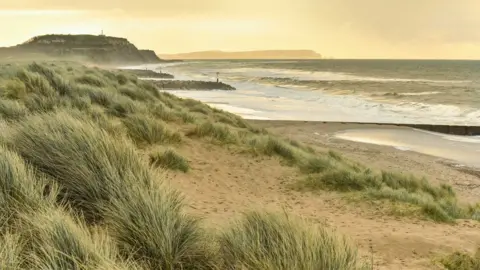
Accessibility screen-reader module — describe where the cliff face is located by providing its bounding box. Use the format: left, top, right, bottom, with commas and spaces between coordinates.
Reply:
159, 50, 323, 60
1, 34, 164, 64
139, 50, 163, 63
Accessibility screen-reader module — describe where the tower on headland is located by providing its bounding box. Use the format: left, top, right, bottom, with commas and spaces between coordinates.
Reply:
100, 29, 105, 36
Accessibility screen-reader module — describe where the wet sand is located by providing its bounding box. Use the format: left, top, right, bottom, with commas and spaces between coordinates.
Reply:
336, 128, 480, 169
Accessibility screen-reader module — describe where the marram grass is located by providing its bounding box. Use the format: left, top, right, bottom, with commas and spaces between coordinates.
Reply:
0, 61, 475, 268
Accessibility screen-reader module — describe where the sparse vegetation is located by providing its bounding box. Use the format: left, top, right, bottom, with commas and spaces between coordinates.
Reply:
189, 121, 238, 144
150, 149, 190, 172
440, 249, 480, 270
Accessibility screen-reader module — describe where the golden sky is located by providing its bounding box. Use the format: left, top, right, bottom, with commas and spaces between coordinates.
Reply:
1, 0, 480, 59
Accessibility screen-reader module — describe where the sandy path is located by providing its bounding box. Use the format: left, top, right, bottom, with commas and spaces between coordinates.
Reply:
166, 121, 480, 270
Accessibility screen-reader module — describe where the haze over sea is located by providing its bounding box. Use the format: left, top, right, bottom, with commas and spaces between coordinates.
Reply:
127, 59, 480, 126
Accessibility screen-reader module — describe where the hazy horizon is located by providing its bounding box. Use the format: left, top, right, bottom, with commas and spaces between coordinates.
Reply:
1, 0, 480, 59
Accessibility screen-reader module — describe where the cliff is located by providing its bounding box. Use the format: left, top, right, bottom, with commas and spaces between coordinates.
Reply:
159, 50, 323, 60
0, 34, 165, 64
139, 50, 163, 63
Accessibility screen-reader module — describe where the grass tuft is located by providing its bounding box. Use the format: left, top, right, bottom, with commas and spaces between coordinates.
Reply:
248, 136, 298, 161
440, 249, 480, 270
176, 109, 197, 123
0, 99, 27, 121
28, 62, 73, 96
118, 85, 152, 101
149, 103, 178, 122
16, 69, 56, 97
88, 88, 115, 107
150, 149, 190, 172
24, 94, 58, 113
122, 114, 182, 145
0, 146, 53, 227
104, 187, 213, 269
6, 111, 152, 222
0, 232, 24, 269
219, 211, 359, 270
1, 78, 27, 100
75, 74, 107, 88
189, 121, 238, 144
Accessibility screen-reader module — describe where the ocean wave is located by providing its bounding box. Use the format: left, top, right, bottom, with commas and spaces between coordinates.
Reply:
398, 91, 441, 96
371, 91, 441, 97
131, 63, 480, 125
224, 67, 470, 84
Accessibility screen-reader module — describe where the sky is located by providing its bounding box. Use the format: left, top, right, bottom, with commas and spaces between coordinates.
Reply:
1, 0, 480, 59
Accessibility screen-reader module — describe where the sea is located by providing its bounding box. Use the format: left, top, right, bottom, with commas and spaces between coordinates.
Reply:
129, 59, 480, 125
122, 59, 480, 167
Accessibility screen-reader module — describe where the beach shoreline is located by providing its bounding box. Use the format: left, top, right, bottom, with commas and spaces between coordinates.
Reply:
251, 120, 480, 202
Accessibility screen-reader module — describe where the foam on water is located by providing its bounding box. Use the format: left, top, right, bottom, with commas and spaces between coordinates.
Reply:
220, 67, 470, 84
128, 63, 480, 125
400, 91, 441, 96
123, 62, 480, 168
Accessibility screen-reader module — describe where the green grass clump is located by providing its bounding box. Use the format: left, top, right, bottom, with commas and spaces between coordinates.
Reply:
122, 114, 182, 145
219, 211, 359, 270
328, 150, 343, 161
16, 69, 57, 98
70, 95, 92, 111
248, 135, 299, 161
118, 85, 153, 101
24, 94, 58, 113
106, 96, 140, 118
115, 73, 129, 85
88, 88, 116, 107
157, 92, 179, 109
189, 121, 238, 144
440, 249, 480, 270
299, 156, 334, 174
4, 110, 209, 268
104, 187, 213, 269
190, 104, 212, 115
23, 208, 119, 269
215, 113, 238, 126
28, 62, 73, 96
1, 78, 27, 99
75, 74, 107, 87
5, 111, 148, 222
150, 149, 190, 172
300, 165, 467, 222
0, 145, 55, 230
0, 99, 27, 120
176, 109, 197, 123
0, 232, 24, 269
138, 81, 160, 99
149, 103, 178, 122
213, 111, 254, 129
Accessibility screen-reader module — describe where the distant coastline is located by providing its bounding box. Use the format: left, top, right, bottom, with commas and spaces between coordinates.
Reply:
158, 50, 322, 60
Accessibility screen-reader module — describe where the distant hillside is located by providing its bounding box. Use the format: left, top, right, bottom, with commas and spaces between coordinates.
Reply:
159, 50, 323, 60
0, 34, 169, 64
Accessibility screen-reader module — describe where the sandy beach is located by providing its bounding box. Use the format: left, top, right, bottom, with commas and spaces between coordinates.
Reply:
167, 120, 480, 270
